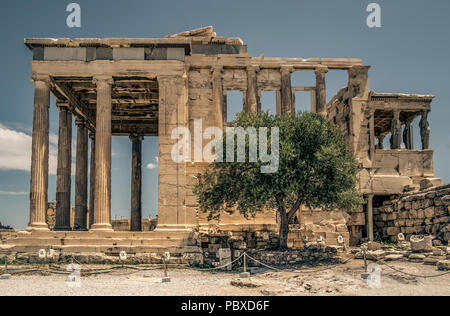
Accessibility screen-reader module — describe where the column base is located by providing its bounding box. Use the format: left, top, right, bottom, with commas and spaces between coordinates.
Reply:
26, 223, 50, 232
90, 223, 114, 231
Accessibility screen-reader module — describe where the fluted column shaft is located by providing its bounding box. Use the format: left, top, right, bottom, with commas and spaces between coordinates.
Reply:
130, 134, 143, 232
212, 66, 224, 128
28, 76, 51, 231
88, 132, 95, 229
92, 77, 113, 231
280, 66, 293, 115
315, 67, 328, 116
367, 195, 374, 242
74, 120, 89, 230
55, 105, 72, 231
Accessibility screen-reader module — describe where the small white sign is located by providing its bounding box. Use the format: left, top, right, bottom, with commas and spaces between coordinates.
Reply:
38, 249, 46, 259
164, 252, 171, 261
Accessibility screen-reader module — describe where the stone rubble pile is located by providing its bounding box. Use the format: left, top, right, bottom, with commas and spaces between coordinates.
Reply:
353, 238, 450, 271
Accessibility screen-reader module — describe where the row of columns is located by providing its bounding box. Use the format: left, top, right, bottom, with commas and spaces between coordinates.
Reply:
28, 75, 144, 232
242, 66, 329, 117
280, 66, 328, 116
215, 65, 329, 125
376, 110, 430, 151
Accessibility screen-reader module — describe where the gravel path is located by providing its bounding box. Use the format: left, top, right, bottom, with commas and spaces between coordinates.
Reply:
0, 260, 448, 296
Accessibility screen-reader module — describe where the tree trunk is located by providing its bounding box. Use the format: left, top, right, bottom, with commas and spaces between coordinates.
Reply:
277, 197, 302, 251
278, 211, 289, 250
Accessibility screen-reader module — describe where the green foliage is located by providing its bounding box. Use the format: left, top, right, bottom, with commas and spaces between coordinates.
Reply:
193, 111, 364, 249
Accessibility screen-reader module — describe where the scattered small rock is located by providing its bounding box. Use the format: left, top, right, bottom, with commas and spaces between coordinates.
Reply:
437, 260, 450, 271
423, 257, 439, 266
260, 289, 283, 296
0, 274, 11, 280
385, 254, 404, 262
432, 248, 446, 257
231, 278, 262, 288
387, 273, 418, 285
410, 235, 433, 253
366, 242, 382, 251
409, 254, 425, 262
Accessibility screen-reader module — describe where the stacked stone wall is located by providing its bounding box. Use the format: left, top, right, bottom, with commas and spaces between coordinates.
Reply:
374, 184, 450, 242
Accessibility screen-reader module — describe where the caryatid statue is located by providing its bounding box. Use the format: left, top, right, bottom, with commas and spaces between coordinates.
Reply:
390, 111, 402, 149
419, 111, 431, 150
403, 117, 414, 150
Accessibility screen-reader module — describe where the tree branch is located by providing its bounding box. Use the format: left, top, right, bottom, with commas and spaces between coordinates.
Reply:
287, 197, 302, 220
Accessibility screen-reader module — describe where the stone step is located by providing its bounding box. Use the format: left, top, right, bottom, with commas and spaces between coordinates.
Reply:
3, 237, 192, 247
15, 230, 193, 239
6, 244, 201, 254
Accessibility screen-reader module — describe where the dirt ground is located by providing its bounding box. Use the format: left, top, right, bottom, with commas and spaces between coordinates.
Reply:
0, 259, 448, 296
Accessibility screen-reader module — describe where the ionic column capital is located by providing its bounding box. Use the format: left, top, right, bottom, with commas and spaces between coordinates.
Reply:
129, 133, 144, 142
280, 65, 294, 74
247, 65, 260, 74
32, 74, 52, 87
211, 65, 224, 75
89, 131, 96, 140
314, 66, 329, 76
93, 76, 114, 86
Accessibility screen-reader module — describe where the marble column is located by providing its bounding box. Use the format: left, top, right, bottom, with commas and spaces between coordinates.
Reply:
367, 195, 374, 242
88, 132, 96, 229
74, 119, 89, 230
280, 66, 293, 115
130, 134, 144, 232
54, 105, 72, 231
246, 66, 260, 113
315, 67, 328, 116
91, 76, 114, 231
212, 66, 224, 128
28, 75, 51, 231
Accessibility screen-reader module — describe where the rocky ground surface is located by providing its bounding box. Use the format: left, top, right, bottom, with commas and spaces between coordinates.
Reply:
0, 258, 448, 296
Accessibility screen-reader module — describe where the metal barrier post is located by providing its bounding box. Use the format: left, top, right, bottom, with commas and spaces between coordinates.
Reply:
240, 253, 250, 278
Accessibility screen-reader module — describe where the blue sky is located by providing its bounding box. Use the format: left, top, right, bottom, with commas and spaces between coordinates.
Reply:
0, 0, 449, 229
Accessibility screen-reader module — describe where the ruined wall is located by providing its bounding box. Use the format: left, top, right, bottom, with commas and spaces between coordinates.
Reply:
373, 184, 450, 242
111, 218, 157, 231
291, 209, 350, 248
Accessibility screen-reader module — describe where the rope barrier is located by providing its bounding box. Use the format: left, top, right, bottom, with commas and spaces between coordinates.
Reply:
379, 261, 450, 279
243, 253, 281, 271
1, 251, 449, 279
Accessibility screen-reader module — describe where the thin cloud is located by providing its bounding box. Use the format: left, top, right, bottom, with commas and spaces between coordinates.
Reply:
146, 156, 159, 170
0, 191, 28, 196
0, 123, 59, 175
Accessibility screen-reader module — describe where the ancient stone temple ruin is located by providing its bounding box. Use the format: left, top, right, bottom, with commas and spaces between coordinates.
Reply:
1, 27, 446, 260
